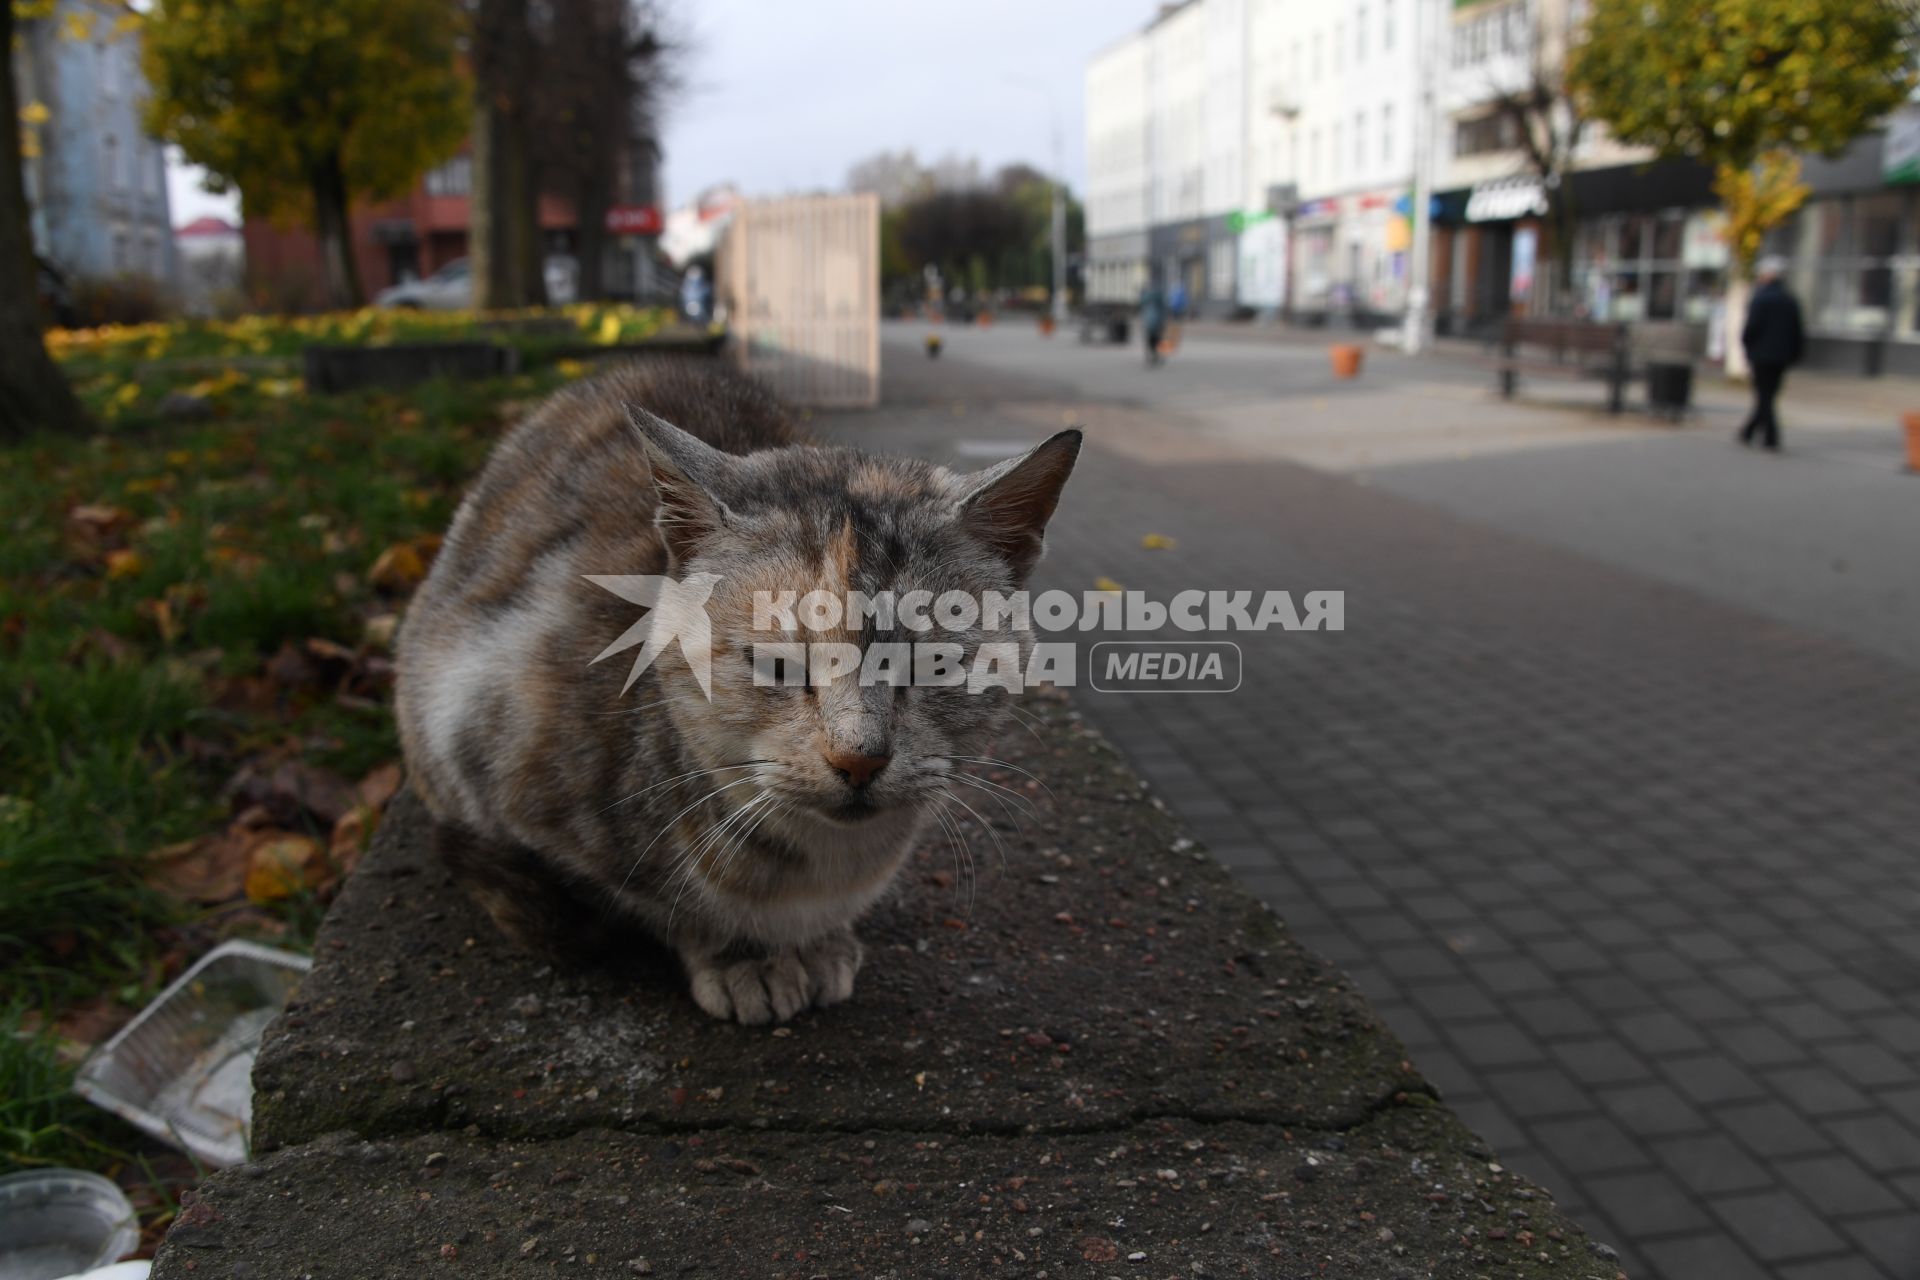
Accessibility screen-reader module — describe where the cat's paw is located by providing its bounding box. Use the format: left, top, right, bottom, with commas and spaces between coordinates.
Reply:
796, 929, 863, 1008
684, 933, 864, 1025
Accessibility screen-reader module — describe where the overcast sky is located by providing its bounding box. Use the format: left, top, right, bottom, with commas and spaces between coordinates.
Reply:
165, 1, 1160, 226
661, 0, 1159, 203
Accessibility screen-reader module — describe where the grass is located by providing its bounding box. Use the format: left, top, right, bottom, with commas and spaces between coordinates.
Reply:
1, 305, 667, 1190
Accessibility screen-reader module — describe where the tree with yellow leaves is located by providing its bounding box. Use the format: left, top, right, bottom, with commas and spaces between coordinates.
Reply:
1569, 0, 1917, 371
141, 0, 469, 309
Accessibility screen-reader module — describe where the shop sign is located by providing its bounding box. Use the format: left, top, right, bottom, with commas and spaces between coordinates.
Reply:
1465, 178, 1549, 223
1294, 197, 1341, 222
606, 205, 663, 235
1886, 106, 1920, 184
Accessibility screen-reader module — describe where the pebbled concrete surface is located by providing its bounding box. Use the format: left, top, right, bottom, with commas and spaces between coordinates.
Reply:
158, 694, 1619, 1278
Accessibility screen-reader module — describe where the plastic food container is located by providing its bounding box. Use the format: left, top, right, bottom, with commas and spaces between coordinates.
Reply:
74, 940, 311, 1169
0, 1168, 138, 1280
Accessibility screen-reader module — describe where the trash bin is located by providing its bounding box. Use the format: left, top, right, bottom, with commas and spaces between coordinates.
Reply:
1646, 361, 1693, 420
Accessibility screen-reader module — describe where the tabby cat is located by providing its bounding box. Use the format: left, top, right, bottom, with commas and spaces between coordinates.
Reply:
395, 360, 1079, 1023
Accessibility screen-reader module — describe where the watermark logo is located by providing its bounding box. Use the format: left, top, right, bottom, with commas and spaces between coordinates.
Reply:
585, 573, 721, 697
584, 578, 1340, 700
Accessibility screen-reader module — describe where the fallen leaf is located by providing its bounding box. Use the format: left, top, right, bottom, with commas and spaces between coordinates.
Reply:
267, 760, 359, 826
245, 832, 327, 902
362, 613, 399, 650
148, 829, 254, 904
68, 503, 134, 535
1140, 533, 1177, 550
1093, 576, 1124, 593
328, 805, 377, 881
368, 535, 441, 593
356, 761, 403, 811
104, 548, 146, 580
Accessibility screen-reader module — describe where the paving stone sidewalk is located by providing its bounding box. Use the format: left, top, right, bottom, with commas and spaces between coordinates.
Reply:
817, 346, 1920, 1280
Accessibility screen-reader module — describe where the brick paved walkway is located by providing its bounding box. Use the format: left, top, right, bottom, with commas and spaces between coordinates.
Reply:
818, 336, 1920, 1280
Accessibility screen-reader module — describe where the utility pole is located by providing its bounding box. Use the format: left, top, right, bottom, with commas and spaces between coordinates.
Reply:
1007, 75, 1069, 324
1402, 0, 1437, 354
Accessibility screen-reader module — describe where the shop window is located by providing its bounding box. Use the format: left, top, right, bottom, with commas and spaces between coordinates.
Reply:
1646, 270, 1678, 320
1617, 218, 1644, 264
1651, 215, 1683, 262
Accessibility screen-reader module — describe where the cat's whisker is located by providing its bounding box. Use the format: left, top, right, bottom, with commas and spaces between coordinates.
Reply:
619, 774, 762, 897
1002, 704, 1049, 744
597, 760, 771, 816
669, 790, 773, 929
941, 787, 1010, 884
944, 755, 1055, 802
948, 769, 1041, 817
930, 798, 975, 915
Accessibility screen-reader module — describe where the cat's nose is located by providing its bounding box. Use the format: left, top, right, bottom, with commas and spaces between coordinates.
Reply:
825, 749, 891, 788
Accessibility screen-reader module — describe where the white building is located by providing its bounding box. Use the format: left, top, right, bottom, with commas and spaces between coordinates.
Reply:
1084, 0, 1422, 321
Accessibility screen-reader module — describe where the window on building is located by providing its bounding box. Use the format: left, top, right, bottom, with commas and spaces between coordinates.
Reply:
1381, 104, 1394, 169
1354, 111, 1366, 170
1331, 123, 1342, 178
103, 134, 125, 190
144, 232, 162, 280
141, 145, 161, 198
1356, 5, 1367, 60
1383, 0, 1395, 51
113, 229, 129, 275
1333, 22, 1344, 71
1312, 32, 1322, 80
1453, 113, 1519, 157
425, 155, 472, 197
100, 43, 120, 98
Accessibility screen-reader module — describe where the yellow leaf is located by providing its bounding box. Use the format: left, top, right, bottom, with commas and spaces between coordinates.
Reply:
19, 101, 50, 126
1140, 533, 1177, 550
595, 312, 622, 345
105, 549, 146, 580
1093, 576, 1124, 593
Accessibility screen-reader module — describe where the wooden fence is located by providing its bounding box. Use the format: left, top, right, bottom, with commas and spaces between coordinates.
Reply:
716, 194, 880, 409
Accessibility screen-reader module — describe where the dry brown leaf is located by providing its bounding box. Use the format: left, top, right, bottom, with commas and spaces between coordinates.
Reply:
328, 805, 377, 881
147, 829, 254, 904
68, 503, 134, 535
267, 760, 359, 826
356, 761, 403, 811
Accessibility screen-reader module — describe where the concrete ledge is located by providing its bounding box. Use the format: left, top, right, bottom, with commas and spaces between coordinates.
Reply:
155, 691, 1620, 1278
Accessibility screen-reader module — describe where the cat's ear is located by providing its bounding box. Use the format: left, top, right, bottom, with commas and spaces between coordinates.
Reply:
952, 429, 1082, 580
625, 405, 734, 565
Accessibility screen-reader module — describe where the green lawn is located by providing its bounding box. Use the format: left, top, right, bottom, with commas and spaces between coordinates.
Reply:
2, 307, 665, 1232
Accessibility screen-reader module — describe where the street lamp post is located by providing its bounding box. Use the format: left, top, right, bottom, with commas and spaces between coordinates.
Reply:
1006, 75, 1070, 326
1403, 0, 1437, 354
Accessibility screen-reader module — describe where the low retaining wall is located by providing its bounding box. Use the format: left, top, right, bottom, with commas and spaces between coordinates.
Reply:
154, 691, 1621, 1278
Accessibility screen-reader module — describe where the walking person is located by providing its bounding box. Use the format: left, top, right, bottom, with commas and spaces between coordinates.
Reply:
1139, 278, 1166, 367
1739, 256, 1804, 451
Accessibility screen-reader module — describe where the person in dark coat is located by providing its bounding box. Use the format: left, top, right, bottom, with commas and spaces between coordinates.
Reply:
1138, 279, 1166, 367
1739, 255, 1804, 451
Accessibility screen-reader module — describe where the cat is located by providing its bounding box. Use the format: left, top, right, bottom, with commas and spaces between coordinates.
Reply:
394, 359, 1079, 1024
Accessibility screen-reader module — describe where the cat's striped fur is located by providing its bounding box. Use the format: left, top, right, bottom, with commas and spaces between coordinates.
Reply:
395, 360, 1079, 1022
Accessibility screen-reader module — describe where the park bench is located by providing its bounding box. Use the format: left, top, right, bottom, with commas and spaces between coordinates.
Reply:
1489, 316, 1631, 414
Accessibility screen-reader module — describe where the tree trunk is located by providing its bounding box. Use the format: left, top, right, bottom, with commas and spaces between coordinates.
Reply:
311, 152, 363, 310
573, 166, 612, 302
508, 121, 546, 307
1723, 274, 1751, 380
470, 99, 510, 310
0, 3, 85, 441
471, 0, 547, 310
